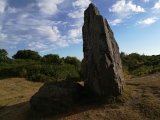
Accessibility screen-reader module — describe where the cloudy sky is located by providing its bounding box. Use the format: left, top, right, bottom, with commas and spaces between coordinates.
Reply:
0, 0, 160, 60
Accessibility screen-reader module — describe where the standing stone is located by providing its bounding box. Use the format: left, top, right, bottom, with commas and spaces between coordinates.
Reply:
81, 3, 124, 97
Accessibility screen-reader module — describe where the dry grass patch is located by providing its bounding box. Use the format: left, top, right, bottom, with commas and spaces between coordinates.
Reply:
0, 73, 160, 120
137, 98, 160, 119
126, 73, 160, 119
0, 78, 42, 106
0, 78, 43, 120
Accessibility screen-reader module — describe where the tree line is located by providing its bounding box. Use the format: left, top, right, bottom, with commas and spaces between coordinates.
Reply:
0, 49, 160, 81
0, 49, 81, 82
120, 52, 160, 78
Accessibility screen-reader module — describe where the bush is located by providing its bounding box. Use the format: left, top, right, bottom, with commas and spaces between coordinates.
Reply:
0, 66, 26, 78
26, 64, 80, 82
121, 52, 160, 78
12, 49, 41, 60
28, 74, 52, 82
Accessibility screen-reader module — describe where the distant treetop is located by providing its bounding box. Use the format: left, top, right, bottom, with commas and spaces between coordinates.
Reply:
12, 49, 41, 60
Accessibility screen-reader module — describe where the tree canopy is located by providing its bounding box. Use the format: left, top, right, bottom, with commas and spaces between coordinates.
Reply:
0, 49, 8, 61
12, 50, 41, 60
64, 56, 81, 70
42, 54, 62, 64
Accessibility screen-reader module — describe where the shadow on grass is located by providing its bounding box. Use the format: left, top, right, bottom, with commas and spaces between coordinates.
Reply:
0, 99, 106, 120
0, 77, 12, 80
26, 89, 133, 120
0, 92, 131, 120
0, 82, 133, 120
27, 101, 102, 120
0, 102, 30, 120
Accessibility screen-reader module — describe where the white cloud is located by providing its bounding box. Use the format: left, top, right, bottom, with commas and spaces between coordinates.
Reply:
68, 0, 91, 18
67, 19, 83, 38
109, 0, 145, 13
136, 17, 158, 25
0, 31, 20, 45
0, 0, 84, 55
36, 0, 64, 15
68, 38, 82, 44
0, 12, 66, 51
144, 0, 150, 2
68, 9, 84, 18
7, 7, 17, 13
109, 19, 123, 26
28, 42, 48, 50
18, 13, 29, 19
55, 40, 68, 47
0, 25, 2, 30
67, 0, 89, 44
35, 26, 61, 42
0, 33, 7, 39
69, 19, 83, 28
152, 0, 160, 9
0, 0, 7, 13
72, 0, 91, 8
68, 27, 81, 38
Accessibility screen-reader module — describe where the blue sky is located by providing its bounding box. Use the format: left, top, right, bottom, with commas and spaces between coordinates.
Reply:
0, 0, 160, 60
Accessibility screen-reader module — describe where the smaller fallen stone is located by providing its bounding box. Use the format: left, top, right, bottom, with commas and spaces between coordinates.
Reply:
30, 80, 83, 115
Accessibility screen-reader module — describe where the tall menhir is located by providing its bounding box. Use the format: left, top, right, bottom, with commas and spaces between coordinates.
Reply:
81, 3, 125, 96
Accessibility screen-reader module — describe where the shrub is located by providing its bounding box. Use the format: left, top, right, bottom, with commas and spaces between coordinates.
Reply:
26, 64, 80, 82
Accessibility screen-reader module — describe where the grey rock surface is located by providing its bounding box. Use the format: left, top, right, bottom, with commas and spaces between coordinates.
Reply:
30, 80, 83, 114
81, 3, 124, 96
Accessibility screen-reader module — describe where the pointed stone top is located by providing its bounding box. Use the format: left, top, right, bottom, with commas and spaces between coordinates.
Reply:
88, 3, 95, 8
85, 3, 100, 15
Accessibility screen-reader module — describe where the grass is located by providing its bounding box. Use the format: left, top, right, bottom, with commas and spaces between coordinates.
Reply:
133, 77, 160, 119
26, 108, 45, 119
0, 78, 43, 120
127, 73, 160, 120
0, 73, 160, 120
137, 98, 160, 119
0, 106, 5, 116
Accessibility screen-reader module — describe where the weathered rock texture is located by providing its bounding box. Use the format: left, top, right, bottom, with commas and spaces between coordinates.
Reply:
30, 80, 83, 115
81, 3, 124, 97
